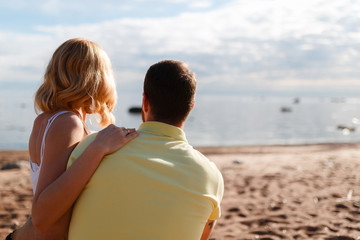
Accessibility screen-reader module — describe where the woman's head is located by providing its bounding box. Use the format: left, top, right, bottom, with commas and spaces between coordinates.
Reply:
35, 38, 116, 126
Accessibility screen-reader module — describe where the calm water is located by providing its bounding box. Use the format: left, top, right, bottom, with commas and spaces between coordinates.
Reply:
1, 87, 360, 150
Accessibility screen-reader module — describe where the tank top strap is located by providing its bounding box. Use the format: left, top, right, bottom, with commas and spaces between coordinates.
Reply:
40, 110, 72, 164
79, 117, 91, 135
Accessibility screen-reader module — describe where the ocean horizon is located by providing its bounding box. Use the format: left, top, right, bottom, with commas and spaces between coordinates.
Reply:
1, 86, 360, 150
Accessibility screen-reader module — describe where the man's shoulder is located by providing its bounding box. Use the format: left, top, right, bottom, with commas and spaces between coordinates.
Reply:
76, 132, 98, 151
187, 145, 211, 161
186, 146, 222, 175
66, 132, 98, 168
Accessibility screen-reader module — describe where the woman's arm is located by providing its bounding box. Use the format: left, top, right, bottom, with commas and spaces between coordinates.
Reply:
31, 115, 138, 232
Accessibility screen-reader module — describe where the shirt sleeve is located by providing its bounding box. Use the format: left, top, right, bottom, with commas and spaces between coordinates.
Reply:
209, 170, 224, 220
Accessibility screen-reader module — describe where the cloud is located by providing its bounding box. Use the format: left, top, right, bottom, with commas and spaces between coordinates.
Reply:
0, 31, 57, 84
40, 0, 61, 15
189, 0, 213, 9
1, 0, 360, 96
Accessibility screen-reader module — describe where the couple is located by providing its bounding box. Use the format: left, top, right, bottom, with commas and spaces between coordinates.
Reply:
7, 38, 224, 240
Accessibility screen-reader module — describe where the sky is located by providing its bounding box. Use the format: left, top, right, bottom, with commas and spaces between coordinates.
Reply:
1, 0, 360, 96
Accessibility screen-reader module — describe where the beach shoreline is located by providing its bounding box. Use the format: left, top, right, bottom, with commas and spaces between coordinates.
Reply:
1, 143, 360, 239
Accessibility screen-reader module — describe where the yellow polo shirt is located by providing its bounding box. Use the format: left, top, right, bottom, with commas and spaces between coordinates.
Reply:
67, 121, 224, 240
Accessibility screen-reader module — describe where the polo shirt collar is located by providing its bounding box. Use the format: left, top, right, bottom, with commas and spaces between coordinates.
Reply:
139, 121, 188, 143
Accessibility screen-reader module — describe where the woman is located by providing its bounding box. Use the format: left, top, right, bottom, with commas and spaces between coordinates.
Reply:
6, 38, 138, 239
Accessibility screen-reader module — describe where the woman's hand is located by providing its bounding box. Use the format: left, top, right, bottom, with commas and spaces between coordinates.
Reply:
91, 124, 139, 156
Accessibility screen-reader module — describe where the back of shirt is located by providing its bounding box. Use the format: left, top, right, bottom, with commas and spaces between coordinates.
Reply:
67, 122, 224, 240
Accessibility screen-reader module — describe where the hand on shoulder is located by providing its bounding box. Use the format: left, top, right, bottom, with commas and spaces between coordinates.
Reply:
91, 124, 139, 156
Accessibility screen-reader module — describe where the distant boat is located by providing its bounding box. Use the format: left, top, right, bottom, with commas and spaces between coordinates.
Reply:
280, 106, 292, 113
337, 125, 355, 132
293, 97, 300, 104
128, 106, 142, 114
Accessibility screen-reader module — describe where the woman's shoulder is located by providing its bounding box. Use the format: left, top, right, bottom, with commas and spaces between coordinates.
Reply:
33, 112, 49, 128
34, 111, 81, 126
33, 111, 84, 136
41, 111, 87, 152
49, 111, 85, 132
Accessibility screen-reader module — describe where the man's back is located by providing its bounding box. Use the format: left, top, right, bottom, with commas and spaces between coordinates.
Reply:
67, 121, 224, 240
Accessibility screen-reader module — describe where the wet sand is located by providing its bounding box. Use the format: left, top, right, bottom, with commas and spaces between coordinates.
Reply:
1, 144, 360, 239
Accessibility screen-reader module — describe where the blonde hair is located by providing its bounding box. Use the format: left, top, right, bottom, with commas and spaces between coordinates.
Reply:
35, 38, 117, 126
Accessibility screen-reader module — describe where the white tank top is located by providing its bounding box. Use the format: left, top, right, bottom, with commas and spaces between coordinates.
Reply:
29, 111, 72, 194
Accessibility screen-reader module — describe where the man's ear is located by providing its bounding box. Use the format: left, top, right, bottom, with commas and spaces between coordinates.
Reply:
142, 93, 149, 112
190, 101, 195, 112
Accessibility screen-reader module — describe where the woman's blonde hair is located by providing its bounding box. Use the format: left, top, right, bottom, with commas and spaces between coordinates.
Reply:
35, 38, 117, 126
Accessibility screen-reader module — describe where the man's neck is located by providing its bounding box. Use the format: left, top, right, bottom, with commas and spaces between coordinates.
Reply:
144, 119, 184, 129
173, 121, 185, 129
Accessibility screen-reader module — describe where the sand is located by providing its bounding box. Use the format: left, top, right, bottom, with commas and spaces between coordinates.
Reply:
1, 144, 360, 240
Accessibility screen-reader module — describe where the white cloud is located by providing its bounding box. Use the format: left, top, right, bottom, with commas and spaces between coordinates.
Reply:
189, 0, 213, 9
0, 31, 58, 83
41, 0, 61, 15
1, 0, 360, 95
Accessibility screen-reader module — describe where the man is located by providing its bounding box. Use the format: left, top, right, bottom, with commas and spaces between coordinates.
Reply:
67, 60, 224, 240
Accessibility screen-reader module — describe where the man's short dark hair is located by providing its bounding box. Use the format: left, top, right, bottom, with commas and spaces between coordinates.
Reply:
144, 60, 196, 125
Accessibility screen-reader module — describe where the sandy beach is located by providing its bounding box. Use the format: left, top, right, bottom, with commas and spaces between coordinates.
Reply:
1, 144, 360, 239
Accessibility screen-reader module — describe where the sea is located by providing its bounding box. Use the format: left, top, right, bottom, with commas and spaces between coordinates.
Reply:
1, 87, 360, 150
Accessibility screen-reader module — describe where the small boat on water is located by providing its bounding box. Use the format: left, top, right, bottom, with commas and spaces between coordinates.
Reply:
337, 125, 355, 132
128, 106, 142, 114
280, 106, 292, 113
